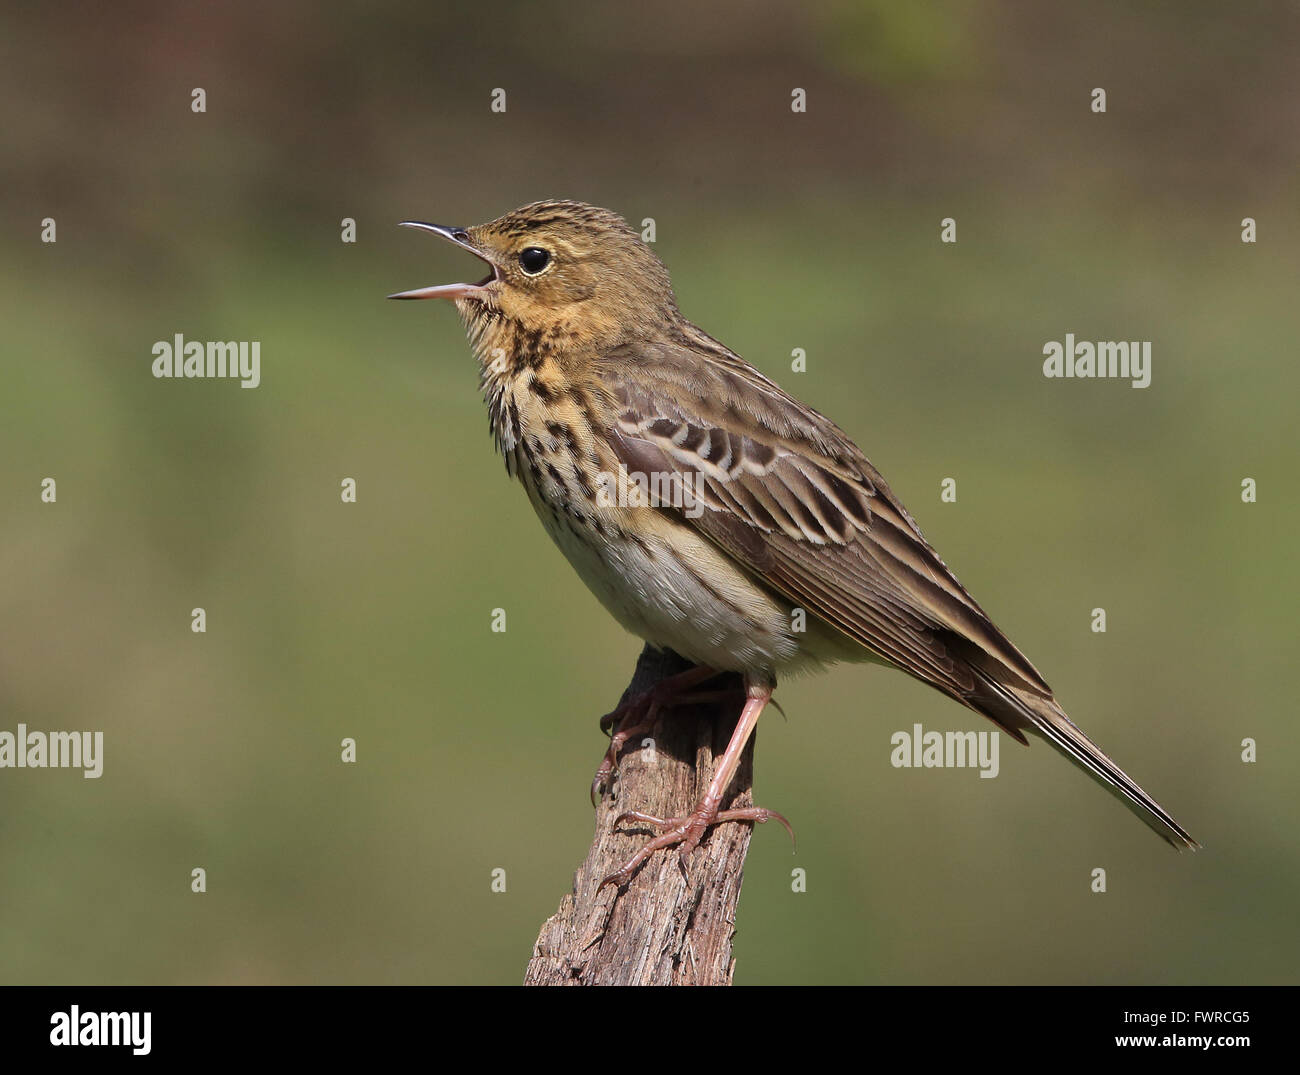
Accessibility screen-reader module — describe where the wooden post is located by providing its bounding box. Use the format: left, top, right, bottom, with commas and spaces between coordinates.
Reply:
524, 645, 758, 986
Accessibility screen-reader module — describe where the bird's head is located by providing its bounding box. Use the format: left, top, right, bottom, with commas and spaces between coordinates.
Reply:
389, 200, 678, 355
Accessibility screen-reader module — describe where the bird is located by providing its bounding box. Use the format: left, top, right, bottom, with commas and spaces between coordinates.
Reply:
390, 199, 1199, 888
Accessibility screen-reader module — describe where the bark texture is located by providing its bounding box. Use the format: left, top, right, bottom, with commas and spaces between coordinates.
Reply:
524, 644, 757, 986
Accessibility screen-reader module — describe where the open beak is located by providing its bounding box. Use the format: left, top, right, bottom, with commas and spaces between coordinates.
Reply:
387, 221, 499, 301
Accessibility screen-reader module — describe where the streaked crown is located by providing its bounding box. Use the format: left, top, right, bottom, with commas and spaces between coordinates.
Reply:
465, 200, 679, 350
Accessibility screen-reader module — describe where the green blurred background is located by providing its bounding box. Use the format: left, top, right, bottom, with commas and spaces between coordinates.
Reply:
2, 1, 1297, 984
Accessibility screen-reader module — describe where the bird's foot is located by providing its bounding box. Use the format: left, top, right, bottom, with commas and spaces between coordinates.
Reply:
598, 803, 793, 891
590, 666, 737, 805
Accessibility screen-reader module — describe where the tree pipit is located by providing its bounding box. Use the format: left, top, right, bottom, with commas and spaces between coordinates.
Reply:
391, 201, 1199, 889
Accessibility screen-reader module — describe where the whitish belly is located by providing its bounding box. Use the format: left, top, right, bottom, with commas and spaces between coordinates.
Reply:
518, 473, 808, 678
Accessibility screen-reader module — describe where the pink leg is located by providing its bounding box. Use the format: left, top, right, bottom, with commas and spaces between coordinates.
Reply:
597, 664, 720, 734
598, 677, 793, 891
591, 664, 736, 805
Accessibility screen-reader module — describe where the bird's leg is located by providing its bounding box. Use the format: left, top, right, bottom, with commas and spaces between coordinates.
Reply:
596, 664, 721, 735
590, 664, 736, 805
598, 678, 792, 891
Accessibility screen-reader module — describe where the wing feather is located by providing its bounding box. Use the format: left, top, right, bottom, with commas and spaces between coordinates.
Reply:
593, 329, 1198, 848
599, 333, 1052, 702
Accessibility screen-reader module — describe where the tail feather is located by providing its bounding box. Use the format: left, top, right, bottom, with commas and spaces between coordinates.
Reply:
969, 671, 1200, 851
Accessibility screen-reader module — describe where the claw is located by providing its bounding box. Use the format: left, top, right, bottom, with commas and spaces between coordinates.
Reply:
597, 679, 785, 892
598, 805, 792, 891
588, 665, 724, 804
613, 809, 668, 829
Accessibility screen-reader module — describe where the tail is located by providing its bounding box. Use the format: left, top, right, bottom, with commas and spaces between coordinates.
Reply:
969, 670, 1200, 850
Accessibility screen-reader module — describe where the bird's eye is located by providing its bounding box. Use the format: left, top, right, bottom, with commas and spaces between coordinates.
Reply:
518, 247, 551, 275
